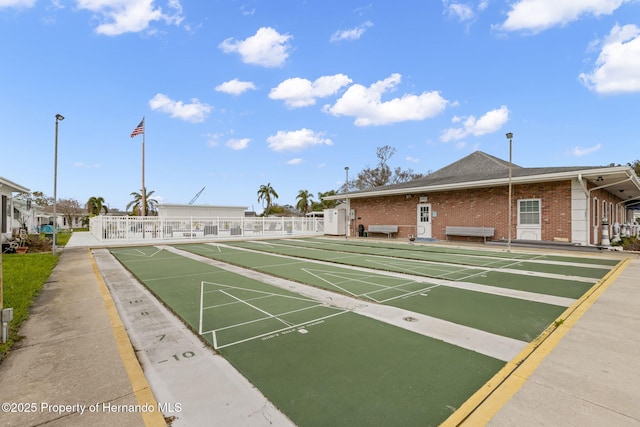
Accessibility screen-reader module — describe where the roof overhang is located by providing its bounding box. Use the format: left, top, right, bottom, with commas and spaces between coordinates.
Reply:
0, 177, 30, 194
324, 166, 640, 204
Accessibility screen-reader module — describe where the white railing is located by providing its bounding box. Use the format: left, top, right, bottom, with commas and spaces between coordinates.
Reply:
89, 216, 324, 242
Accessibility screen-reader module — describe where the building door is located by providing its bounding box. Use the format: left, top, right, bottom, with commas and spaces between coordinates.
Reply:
516, 199, 542, 240
416, 203, 432, 239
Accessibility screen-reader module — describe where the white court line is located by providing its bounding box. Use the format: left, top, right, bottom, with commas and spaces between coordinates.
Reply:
112, 247, 165, 258
373, 284, 442, 304
302, 268, 361, 297
213, 311, 349, 350
206, 302, 332, 335
219, 290, 294, 328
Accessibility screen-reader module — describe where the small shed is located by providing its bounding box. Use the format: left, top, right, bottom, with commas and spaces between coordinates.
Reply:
323, 205, 347, 236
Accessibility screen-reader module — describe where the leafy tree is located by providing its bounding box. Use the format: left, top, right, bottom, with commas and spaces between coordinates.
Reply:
349, 145, 425, 191
268, 204, 298, 216
14, 191, 53, 206
295, 189, 314, 215
57, 198, 83, 229
628, 160, 640, 176
127, 187, 158, 216
86, 196, 108, 216
257, 183, 279, 216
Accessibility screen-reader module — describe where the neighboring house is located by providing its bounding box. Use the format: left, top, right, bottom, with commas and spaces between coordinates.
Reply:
324, 151, 640, 246
13, 198, 45, 233
39, 206, 84, 231
1, 176, 30, 243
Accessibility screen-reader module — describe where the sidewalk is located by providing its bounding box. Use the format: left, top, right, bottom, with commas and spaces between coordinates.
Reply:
1, 234, 639, 426
487, 255, 640, 426
0, 247, 164, 427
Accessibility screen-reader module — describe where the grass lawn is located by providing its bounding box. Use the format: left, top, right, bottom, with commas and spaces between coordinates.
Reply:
0, 253, 59, 361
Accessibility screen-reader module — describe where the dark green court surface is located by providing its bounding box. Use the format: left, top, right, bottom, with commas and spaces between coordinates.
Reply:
176, 242, 594, 341
109, 240, 621, 426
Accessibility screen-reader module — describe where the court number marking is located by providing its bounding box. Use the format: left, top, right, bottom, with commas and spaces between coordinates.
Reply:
172, 351, 195, 361
158, 351, 196, 364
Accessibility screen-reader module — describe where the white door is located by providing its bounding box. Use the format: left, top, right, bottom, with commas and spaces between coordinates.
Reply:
416, 203, 432, 239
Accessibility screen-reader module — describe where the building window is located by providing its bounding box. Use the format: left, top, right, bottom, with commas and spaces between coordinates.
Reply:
518, 199, 540, 225
592, 198, 599, 227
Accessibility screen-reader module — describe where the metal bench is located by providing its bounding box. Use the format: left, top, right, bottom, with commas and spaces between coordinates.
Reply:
445, 226, 494, 243
367, 225, 398, 238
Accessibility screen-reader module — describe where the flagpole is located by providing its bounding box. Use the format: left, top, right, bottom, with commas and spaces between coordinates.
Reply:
141, 116, 146, 217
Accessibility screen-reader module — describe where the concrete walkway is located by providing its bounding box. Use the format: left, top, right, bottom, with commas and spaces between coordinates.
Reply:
0, 247, 163, 426
1, 232, 638, 426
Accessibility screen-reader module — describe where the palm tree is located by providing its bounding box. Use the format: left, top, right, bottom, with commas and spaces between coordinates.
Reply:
315, 190, 339, 210
295, 189, 313, 215
127, 187, 158, 216
86, 196, 108, 216
257, 183, 278, 216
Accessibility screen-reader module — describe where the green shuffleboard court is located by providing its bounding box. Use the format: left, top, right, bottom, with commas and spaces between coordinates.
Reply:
109, 240, 621, 426
175, 240, 605, 342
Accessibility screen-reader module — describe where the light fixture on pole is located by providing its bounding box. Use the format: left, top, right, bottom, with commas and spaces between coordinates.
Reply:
53, 114, 64, 255
505, 132, 513, 253
345, 166, 349, 239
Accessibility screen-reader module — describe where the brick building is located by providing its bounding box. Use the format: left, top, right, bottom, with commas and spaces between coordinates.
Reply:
324, 151, 640, 246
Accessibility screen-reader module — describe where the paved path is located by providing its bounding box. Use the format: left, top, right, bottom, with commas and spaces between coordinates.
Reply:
0, 248, 161, 427
1, 232, 638, 426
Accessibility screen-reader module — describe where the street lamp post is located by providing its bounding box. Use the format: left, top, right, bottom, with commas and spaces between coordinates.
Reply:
345, 166, 349, 239
505, 132, 513, 253
53, 114, 64, 255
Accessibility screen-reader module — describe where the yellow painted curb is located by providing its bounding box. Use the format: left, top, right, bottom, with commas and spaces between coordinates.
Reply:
89, 249, 166, 427
441, 257, 630, 427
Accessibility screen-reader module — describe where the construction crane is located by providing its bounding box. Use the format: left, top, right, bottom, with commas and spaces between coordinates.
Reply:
189, 186, 206, 204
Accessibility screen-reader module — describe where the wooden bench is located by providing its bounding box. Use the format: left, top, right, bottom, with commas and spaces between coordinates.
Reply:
367, 225, 398, 238
445, 226, 494, 243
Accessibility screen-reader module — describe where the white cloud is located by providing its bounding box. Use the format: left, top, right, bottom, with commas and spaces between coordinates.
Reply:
206, 133, 222, 147
324, 73, 448, 126
149, 93, 212, 123
569, 143, 602, 156
330, 21, 373, 42
269, 74, 352, 108
76, 0, 184, 36
266, 128, 332, 152
287, 158, 303, 165
579, 24, 640, 94
219, 27, 292, 68
226, 138, 250, 150
215, 78, 257, 95
443, 1, 475, 22
406, 156, 419, 163
499, 0, 627, 33
440, 106, 510, 142
0, 0, 35, 8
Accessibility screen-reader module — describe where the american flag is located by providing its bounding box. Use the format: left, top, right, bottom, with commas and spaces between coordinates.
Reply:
130, 119, 144, 138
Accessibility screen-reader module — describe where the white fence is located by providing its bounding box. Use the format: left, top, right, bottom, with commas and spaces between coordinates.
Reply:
89, 216, 324, 242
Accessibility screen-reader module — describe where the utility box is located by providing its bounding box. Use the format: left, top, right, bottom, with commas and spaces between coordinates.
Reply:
1, 308, 13, 322
323, 207, 346, 236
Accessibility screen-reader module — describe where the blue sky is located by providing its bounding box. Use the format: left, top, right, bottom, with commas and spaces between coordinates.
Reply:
1, 1, 639, 212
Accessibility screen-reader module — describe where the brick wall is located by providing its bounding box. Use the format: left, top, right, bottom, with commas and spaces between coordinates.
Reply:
350, 180, 580, 242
